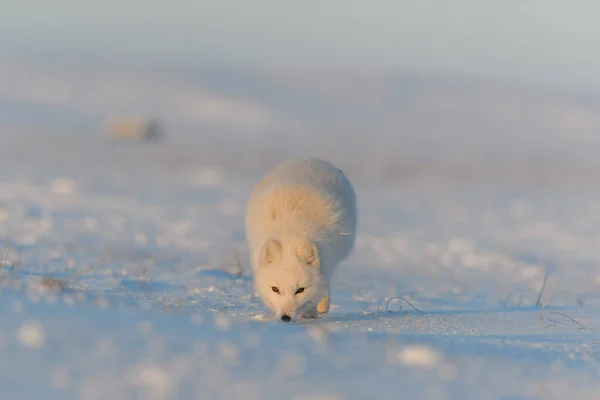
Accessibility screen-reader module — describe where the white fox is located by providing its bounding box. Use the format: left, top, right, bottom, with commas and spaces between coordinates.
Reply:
245, 158, 357, 322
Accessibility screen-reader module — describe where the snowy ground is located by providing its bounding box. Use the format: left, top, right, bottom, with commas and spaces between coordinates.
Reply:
2, 78, 600, 399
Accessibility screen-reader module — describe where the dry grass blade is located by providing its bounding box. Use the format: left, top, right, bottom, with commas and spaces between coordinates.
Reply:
535, 272, 549, 308
550, 311, 585, 329
503, 288, 537, 307
385, 296, 424, 314
375, 298, 384, 319
360, 302, 372, 315
1, 247, 9, 280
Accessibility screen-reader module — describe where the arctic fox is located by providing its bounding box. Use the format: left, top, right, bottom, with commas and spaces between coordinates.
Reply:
245, 158, 357, 322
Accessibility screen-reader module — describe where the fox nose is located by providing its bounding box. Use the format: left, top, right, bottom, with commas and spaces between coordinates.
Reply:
281, 315, 291, 322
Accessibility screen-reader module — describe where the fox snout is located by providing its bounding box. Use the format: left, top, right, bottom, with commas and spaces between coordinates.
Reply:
273, 310, 296, 323
274, 302, 304, 322
280, 314, 292, 322
275, 300, 317, 322
275, 308, 298, 323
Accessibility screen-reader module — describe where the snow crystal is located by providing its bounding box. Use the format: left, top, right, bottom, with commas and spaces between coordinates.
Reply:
396, 345, 443, 369
126, 363, 172, 394
138, 320, 154, 335
189, 166, 223, 186
448, 238, 475, 254
50, 367, 71, 390
51, 178, 76, 195
93, 338, 117, 357
12, 299, 24, 314
17, 321, 45, 349
214, 314, 232, 331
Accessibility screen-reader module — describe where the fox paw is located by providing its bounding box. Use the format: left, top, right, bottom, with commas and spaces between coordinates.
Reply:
317, 296, 330, 314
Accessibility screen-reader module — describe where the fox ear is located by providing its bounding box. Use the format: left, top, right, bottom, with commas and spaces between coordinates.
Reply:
260, 239, 282, 266
297, 241, 320, 268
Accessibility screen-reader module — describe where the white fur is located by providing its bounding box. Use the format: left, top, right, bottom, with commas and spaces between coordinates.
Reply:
245, 158, 357, 322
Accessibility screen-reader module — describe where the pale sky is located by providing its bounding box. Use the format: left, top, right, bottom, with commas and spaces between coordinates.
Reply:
1, 0, 600, 89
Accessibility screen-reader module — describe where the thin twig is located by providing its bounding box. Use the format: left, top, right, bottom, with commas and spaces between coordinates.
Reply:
69, 283, 91, 291
385, 296, 424, 314
550, 311, 585, 329
360, 302, 372, 315
535, 272, 549, 308
503, 288, 537, 307
375, 298, 384, 319
1, 247, 9, 280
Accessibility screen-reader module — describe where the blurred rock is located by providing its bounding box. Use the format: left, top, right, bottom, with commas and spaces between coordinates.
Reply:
106, 118, 163, 141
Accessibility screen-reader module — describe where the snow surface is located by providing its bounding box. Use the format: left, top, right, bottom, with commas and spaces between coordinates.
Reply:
1, 74, 600, 399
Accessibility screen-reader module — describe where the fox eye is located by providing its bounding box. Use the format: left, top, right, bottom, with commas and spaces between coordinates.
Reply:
271, 286, 280, 293
295, 288, 305, 294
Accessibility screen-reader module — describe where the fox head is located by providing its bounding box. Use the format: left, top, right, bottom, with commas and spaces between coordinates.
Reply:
254, 239, 326, 322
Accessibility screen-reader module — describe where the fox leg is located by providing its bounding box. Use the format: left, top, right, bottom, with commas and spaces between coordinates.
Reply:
301, 306, 318, 319
317, 282, 331, 314
317, 296, 330, 314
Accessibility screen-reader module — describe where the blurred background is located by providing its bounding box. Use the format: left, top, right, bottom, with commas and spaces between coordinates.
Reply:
1, 0, 600, 183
